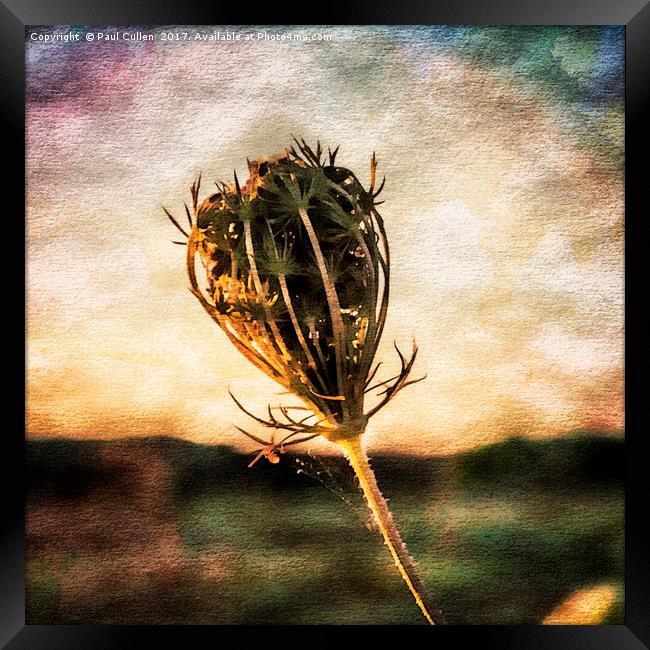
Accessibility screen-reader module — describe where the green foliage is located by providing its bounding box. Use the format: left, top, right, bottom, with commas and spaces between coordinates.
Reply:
456, 433, 624, 493
26, 435, 624, 624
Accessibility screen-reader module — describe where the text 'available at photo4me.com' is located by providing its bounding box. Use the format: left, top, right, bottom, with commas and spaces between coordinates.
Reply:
28, 27, 335, 43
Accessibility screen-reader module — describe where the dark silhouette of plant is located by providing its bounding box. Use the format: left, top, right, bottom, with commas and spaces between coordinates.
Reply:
165, 138, 445, 625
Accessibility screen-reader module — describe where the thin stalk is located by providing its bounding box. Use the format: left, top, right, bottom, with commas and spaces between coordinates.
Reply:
241, 320, 286, 377
352, 231, 378, 410
230, 252, 238, 281
242, 219, 292, 364
277, 273, 329, 393
186, 231, 283, 383
265, 221, 330, 396
298, 206, 346, 400
372, 209, 390, 352
339, 435, 446, 626
312, 336, 333, 387
188, 228, 332, 422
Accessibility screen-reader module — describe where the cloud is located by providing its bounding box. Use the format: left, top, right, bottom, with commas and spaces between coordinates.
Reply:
26, 27, 624, 453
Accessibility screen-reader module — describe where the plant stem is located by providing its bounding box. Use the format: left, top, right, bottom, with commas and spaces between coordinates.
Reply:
298, 206, 346, 400
242, 219, 292, 364
339, 435, 446, 625
277, 273, 328, 391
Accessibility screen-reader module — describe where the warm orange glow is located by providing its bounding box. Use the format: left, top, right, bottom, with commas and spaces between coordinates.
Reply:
26, 42, 623, 454
543, 584, 618, 625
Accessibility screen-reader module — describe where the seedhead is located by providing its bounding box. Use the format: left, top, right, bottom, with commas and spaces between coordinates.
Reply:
168, 138, 424, 451
165, 138, 443, 625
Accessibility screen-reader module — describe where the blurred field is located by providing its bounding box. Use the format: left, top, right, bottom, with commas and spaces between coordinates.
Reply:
26, 433, 624, 625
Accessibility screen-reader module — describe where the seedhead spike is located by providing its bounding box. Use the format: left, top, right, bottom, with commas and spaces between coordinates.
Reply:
162, 205, 189, 238
233, 170, 242, 198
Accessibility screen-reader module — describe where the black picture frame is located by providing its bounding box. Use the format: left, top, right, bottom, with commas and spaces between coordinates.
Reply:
5, 1, 647, 647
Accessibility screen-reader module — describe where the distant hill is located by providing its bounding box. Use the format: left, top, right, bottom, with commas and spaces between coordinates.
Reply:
26, 432, 624, 625
27, 431, 624, 501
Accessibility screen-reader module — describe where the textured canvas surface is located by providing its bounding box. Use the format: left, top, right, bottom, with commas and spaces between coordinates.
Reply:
26, 25, 624, 625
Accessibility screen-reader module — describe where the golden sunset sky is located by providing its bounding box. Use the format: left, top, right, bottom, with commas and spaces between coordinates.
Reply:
26, 26, 624, 454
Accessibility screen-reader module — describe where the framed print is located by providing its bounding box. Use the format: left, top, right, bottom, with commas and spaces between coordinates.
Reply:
4, 0, 648, 647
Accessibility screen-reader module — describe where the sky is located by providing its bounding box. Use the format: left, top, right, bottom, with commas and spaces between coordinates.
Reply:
26, 26, 624, 455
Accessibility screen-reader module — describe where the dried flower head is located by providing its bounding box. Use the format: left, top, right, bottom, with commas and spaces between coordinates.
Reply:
174, 138, 423, 448
166, 137, 444, 625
